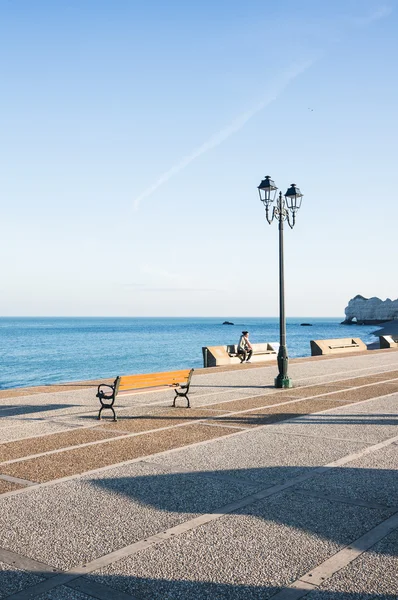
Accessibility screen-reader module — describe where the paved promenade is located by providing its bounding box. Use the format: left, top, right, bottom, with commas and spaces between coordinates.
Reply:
0, 349, 398, 599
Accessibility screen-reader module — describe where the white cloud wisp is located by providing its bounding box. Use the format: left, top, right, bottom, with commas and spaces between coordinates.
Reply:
133, 60, 314, 210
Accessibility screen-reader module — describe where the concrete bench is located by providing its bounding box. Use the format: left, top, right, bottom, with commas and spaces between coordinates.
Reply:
202, 343, 279, 367
96, 369, 194, 420
379, 335, 398, 349
310, 338, 367, 356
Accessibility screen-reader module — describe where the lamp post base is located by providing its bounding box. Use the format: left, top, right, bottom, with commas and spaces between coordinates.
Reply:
274, 374, 293, 388
275, 345, 293, 388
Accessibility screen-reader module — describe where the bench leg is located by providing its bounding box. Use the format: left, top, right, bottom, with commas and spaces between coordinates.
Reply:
173, 392, 190, 408
98, 405, 117, 421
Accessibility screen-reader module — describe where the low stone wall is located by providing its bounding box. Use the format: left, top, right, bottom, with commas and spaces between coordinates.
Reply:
310, 337, 367, 356
379, 335, 398, 349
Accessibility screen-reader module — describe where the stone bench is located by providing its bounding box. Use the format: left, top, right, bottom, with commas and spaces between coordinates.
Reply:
202, 342, 279, 367
379, 335, 398, 349
310, 337, 367, 356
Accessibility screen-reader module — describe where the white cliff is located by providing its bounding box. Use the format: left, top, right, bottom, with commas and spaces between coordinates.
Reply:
343, 295, 398, 324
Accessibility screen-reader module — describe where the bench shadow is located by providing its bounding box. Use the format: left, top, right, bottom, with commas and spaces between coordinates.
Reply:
93, 411, 398, 427
192, 384, 276, 389
0, 404, 78, 417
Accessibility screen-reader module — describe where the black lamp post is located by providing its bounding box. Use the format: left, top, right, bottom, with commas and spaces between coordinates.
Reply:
257, 176, 303, 388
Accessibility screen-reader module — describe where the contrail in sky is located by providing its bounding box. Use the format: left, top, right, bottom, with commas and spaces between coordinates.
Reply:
133, 60, 314, 210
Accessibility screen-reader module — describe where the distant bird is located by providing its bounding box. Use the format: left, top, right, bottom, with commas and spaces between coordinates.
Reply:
308, 108, 314, 111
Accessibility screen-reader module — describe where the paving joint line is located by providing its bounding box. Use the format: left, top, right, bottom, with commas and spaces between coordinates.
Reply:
190, 375, 398, 411
2, 392, 398, 499
0, 386, 377, 467
271, 510, 398, 599
198, 421, 249, 430
4, 370, 398, 447
0, 422, 108, 445
261, 430, 373, 445
292, 362, 398, 383
293, 488, 397, 511
7, 429, 398, 600
0, 546, 60, 577
0, 474, 36, 486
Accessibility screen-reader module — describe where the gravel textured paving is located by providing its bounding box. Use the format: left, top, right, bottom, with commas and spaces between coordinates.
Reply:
35, 586, 97, 600
0, 460, 259, 570
0, 421, 87, 444
96, 407, 230, 434
1, 351, 398, 599
0, 423, 234, 482
0, 479, 25, 493
207, 398, 346, 428
145, 428, 366, 487
319, 381, 398, 403
90, 491, 393, 600
305, 528, 398, 599
295, 444, 398, 508
208, 393, 300, 411
0, 559, 45, 598
0, 427, 122, 462
270, 394, 398, 443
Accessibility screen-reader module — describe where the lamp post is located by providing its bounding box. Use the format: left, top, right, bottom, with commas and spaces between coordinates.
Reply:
257, 176, 303, 388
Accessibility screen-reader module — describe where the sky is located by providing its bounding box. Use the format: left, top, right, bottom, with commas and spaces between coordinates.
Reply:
1, 0, 397, 318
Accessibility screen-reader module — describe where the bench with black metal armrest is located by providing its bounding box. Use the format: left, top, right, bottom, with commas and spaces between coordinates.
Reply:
96, 368, 194, 421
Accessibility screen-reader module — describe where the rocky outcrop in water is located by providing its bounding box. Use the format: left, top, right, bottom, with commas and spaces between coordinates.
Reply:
342, 295, 398, 324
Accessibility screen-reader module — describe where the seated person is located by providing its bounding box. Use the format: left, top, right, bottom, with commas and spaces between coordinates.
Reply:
237, 330, 253, 363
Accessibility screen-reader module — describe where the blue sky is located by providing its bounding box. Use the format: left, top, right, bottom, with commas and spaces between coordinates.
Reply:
1, 0, 397, 317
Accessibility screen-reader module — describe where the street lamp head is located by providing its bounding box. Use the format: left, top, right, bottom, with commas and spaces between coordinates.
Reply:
258, 175, 278, 206
284, 183, 303, 211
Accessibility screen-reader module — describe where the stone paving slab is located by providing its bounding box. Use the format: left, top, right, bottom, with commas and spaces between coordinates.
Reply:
288, 354, 398, 382
90, 491, 393, 600
0, 427, 122, 463
320, 382, 398, 403
274, 385, 353, 397
0, 559, 45, 599
0, 423, 234, 483
0, 421, 85, 444
1, 351, 398, 599
35, 586, 96, 600
324, 371, 398, 387
145, 428, 367, 488
207, 398, 347, 428
0, 460, 259, 571
295, 444, 398, 508
0, 479, 25, 494
305, 528, 398, 599
208, 393, 300, 411
270, 394, 398, 443
96, 407, 232, 435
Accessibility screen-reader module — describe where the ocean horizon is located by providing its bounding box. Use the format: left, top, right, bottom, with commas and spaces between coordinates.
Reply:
0, 316, 380, 390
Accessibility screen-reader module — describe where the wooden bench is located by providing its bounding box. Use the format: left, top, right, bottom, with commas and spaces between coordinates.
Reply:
96, 368, 194, 421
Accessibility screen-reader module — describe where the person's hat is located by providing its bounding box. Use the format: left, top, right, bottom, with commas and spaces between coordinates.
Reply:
242, 330, 249, 335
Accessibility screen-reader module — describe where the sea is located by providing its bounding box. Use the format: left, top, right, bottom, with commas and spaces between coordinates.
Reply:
0, 317, 380, 390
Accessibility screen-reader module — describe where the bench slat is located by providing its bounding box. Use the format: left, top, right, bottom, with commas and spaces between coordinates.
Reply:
119, 369, 191, 391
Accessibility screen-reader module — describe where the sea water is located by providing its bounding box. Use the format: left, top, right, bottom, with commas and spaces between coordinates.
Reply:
0, 317, 379, 390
